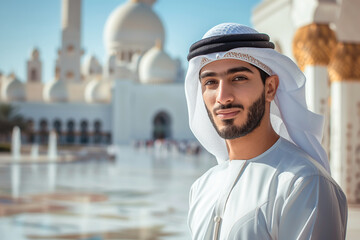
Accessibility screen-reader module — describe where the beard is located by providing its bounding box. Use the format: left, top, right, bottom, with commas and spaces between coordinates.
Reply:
206, 90, 266, 139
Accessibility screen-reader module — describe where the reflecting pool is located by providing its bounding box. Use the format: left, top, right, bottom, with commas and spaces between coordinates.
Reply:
0, 144, 216, 240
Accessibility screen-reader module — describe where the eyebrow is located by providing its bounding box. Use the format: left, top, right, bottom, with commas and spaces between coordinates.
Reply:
199, 66, 254, 80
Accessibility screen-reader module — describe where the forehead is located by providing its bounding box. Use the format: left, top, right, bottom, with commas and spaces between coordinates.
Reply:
199, 59, 258, 75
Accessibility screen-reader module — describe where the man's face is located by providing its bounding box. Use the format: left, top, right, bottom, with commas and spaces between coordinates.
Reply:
199, 59, 266, 139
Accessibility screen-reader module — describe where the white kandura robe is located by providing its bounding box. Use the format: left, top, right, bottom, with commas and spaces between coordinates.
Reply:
188, 138, 347, 240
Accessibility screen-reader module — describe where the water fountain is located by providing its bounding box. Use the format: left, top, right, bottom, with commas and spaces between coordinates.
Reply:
48, 131, 57, 160
31, 144, 39, 159
47, 131, 57, 192
11, 126, 21, 198
11, 126, 21, 160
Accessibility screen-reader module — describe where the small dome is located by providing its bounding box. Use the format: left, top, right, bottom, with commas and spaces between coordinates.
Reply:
104, 0, 164, 55
43, 78, 68, 102
1, 74, 25, 101
139, 43, 177, 84
82, 55, 102, 76
84, 78, 110, 103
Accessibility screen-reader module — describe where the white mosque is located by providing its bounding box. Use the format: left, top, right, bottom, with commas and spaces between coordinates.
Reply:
0, 0, 193, 146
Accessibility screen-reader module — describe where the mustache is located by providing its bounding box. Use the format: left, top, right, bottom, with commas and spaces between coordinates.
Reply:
213, 103, 244, 112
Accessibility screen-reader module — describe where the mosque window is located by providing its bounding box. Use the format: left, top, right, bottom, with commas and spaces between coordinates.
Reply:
30, 69, 37, 82
121, 51, 125, 61
39, 119, 48, 144
53, 119, 62, 134
53, 119, 62, 144
129, 51, 133, 61
109, 68, 114, 75
26, 119, 35, 144
153, 111, 171, 139
94, 120, 102, 144
80, 120, 89, 144
66, 71, 74, 79
67, 45, 74, 53
66, 120, 75, 144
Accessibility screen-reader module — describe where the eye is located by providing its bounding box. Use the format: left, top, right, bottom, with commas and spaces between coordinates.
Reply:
233, 75, 248, 81
203, 79, 217, 86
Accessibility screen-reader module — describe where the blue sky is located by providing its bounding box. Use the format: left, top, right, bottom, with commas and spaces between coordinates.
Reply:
0, 0, 262, 83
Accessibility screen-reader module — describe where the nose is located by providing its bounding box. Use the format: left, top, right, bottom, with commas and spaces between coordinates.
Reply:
216, 81, 234, 105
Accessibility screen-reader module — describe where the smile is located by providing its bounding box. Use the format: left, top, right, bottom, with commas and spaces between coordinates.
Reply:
215, 109, 241, 120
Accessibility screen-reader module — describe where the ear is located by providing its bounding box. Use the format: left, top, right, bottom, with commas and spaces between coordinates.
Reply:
265, 75, 279, 102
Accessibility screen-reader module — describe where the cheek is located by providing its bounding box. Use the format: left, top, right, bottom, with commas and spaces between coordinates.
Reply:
202, 89, 217, 108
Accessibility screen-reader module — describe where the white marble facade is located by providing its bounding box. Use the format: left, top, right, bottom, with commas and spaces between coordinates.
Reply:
0, 0, 193, 145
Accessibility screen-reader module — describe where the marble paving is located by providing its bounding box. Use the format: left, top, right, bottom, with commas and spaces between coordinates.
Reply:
1, 145, 359, 239
0, 146, 217, 240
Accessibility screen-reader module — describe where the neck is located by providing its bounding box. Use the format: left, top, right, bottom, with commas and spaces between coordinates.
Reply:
226, 115, 279, 161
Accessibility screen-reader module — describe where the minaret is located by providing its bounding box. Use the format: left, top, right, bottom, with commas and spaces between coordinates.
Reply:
58, 0, 82, 82
27, 48, 42, 83
291, 0, 338, 156
26, 48, 44, 102
329, 0, 360, 204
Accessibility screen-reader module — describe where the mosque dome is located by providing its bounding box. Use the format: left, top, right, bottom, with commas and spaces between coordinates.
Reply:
43, 78, 68, 102
139, 42, 177, 84
84, 78, 109, 103
82, 55, 102, 76
103, 0, 165, 55
1, 74, 25, 101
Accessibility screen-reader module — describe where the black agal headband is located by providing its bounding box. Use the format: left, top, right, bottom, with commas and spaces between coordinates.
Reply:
187, 33, 275, 61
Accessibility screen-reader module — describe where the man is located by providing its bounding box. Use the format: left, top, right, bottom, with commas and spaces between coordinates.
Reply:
185, 23, 347, 240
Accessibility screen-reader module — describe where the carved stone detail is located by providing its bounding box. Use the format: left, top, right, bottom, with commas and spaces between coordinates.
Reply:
293, 23, 337, 71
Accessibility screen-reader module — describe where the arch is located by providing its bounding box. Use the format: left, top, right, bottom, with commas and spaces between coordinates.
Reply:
53, 119, 62, 144
80, 120, 89, 144
26, 119, 35, 143
66, 119, 75, 144
39, 118, 48, 144
93, 120, 102, 144
152, 111, 171, 140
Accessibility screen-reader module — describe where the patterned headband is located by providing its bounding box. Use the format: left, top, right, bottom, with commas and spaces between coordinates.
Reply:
187, 33, 275, 61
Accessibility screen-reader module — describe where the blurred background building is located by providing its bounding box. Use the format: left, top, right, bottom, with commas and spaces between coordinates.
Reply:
0, 0, 192, 148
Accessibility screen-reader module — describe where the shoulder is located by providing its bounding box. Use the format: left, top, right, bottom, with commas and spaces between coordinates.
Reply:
274, 138, 345, 200
190, 161, 228, 196
275, 138, 331, 179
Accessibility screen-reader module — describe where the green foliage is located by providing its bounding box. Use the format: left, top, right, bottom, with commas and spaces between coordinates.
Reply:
0, 104, 27, 137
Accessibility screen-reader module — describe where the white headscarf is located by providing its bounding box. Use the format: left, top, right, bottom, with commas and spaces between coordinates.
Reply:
185, 23, 330, 173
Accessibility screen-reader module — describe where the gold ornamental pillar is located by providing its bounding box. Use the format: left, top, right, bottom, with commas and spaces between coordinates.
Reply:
328, 42, 360, 204
292, 23, 337, 157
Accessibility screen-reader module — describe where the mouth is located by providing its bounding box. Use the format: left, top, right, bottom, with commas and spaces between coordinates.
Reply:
215, 109, 242, 120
